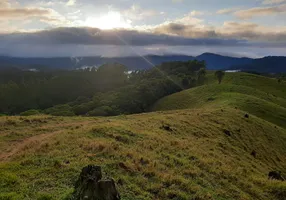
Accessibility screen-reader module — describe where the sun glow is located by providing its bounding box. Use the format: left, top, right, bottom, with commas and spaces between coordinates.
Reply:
85, 11, 132, 30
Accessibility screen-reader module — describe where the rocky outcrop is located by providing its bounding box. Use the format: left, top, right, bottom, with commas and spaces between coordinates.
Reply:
72, 165, 120, 200
268, 171, 285, 181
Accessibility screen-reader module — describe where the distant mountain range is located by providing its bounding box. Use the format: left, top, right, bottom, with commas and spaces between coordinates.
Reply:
0, 53, 285, 73
229, 56, 286, 73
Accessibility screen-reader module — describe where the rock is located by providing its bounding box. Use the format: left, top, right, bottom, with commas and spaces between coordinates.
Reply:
161, 125, 173, 132
117, 179, 124, 186
223, 129, 231, 136
139, 158, 149, 165
207, 97, 215, 101
268, 171, 285, 181
72, 165, 120, 200
118, 162, 132, 173
98, 180, 120, 200
251, 150, 257, 158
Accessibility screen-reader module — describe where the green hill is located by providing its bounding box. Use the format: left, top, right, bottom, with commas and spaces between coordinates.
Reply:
1, 72, 286, 200
152, 73, 286, 128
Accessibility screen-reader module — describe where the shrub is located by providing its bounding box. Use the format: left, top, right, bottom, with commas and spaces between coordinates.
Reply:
88, 106, 116, 116
37, 193, 54, 200
20, 109, 40, 116
44, 104, 75, 116
0, 192, 24, 200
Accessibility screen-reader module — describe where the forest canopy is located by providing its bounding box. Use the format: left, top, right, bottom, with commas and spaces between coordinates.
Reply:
0, 60, 206, 116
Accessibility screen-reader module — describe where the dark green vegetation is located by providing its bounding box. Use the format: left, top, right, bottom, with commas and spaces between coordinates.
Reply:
0, 63, 128, 115
0, 60, 206, 116
0, 71, 286, 200
214, 70, 225, 84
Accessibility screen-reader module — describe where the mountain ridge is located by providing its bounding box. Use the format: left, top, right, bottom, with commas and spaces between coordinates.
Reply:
0, 53, 285, 73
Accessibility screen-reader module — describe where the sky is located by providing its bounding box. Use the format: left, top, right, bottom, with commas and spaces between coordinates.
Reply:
0, 0, 285, 57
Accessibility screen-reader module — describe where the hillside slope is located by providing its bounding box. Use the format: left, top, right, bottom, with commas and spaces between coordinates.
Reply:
0, 110, 286, 200
153, 73, 286, 129
1, 72, 286, 200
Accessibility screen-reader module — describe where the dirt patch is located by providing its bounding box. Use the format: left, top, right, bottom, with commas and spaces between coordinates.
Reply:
0, 130, 61, 162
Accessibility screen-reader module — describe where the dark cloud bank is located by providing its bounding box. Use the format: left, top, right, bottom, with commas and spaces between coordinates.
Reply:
0, 27, 245, 46
0, 27, 285, 57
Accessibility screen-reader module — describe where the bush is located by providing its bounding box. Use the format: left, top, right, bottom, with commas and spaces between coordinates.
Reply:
0, 192, 24, 200
88, 106, 115, 116
44, 104, 75, 116
37, 193, 54, 200
20, 109, 40, 116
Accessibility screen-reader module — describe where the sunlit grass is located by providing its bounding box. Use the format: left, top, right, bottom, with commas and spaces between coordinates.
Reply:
1, 72, 286, 199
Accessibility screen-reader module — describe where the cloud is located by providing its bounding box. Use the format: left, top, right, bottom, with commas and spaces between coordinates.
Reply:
153, 23, 217, 38
190, 10, 204, 16
1, 24, 285, 48
143, 12, 210, 38
0, 0, 10, 7
234, 4, 286, 19
66, 0, 76, 6
122, 5, 162, 21
151, 17, 286, 43
166, 12, 204, 26
0, 8, 52, 20
217, 7, 240, 14
0, 1, 69, 26
262, 0, 286, 5
0, 27, 244, 47
217, 21, 286, 41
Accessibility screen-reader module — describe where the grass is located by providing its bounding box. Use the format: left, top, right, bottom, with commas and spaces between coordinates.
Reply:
152, 73, 286, 128
1, 72, 286, 200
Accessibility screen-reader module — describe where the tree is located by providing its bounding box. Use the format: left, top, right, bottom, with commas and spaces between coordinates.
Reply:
197, 68, 206, 85
20, 109, 40, 116
215, 70, 225, 84
182, 78, 190, 88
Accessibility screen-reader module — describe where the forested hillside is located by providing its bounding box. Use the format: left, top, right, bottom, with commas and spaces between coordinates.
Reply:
0, 60, 206, 116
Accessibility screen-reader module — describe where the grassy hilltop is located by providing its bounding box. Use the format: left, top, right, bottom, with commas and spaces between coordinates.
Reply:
1, 72, 286, 200
153, 72, 286, 128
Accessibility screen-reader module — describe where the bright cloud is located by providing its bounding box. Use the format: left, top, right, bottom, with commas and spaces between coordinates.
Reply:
122, 5, 162, 21
66, 0, 76, 6
84, 11, 132, 29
